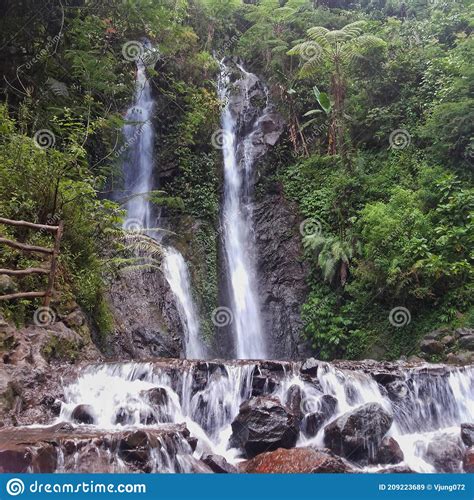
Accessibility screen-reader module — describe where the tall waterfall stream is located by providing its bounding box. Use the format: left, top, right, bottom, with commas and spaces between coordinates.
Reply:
122, 46, 204, 359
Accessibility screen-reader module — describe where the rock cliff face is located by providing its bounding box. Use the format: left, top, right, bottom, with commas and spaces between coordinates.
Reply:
106, 268, 183, 359
253, 186, 311, 359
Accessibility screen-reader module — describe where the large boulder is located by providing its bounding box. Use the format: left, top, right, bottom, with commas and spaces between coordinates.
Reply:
229, 397, 299, 458
323, 403, 393, 464
240, 447, 353, 473
424, 434, 463, 473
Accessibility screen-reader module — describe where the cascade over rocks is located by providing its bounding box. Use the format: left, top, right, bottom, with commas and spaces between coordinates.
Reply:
230, 396, 299, 458
323, 403, 393, 464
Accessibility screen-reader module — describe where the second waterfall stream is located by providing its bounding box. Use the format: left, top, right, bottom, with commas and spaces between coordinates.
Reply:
218, 60, 270, 359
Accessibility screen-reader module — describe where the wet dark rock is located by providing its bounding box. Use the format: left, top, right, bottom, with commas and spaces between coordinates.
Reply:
40, 395, 62, 416
202, 454, 238, 473
119, 430, 153, 466
461, 423, 474, 447
230, 396, 299, 458
253, 190, 311, 360
251, 374, 277, 397
71, 404, 95, 425
319, 394, 338, 417
302, 412, 325, 438
375, 437, 404, 465
463, 447, 474, 473
302, 395, 337, 438
425, 434, 463, 473
240, 447, 353, 473
285, 385, 303, 419
372, 372, 401, 386
385, 380, 410, 401
301, 358, 319, 376
323, 403, 393, 464
420, 339, 445, 355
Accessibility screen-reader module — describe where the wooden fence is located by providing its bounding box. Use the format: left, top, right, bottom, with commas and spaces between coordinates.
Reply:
0, 217, 63, 306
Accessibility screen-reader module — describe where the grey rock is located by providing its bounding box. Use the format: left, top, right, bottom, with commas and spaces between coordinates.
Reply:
420, 339, 445, 355
425, 434, 463, 473
230, 396, 299, 458
461, 423, 474, 447
323, 403, 393, 464
458, 335, 474, 351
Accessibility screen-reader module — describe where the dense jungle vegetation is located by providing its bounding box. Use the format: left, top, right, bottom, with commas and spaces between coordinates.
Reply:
0, 0, 472, 360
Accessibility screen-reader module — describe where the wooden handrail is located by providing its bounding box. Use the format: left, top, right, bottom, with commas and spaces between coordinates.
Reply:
0, 237, 53, 254
0, 291, 47, 300
0, 268, 50, 276
0, 218, 63, 306
0, 217, 59, 232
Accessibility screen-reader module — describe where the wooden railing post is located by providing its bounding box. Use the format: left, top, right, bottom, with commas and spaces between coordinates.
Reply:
43, 221, 63, 308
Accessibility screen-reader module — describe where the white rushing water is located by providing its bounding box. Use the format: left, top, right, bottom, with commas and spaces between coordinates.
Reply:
60, 361, 474, 473
122, 42, 205, 358
163, 248, 205, 359
218, 61, 266, 359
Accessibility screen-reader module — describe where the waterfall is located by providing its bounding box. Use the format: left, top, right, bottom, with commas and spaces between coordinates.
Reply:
58, 360, 474, 473
121, 42, 205, 359
218, 60, 267, 359
163, 248, 205, 359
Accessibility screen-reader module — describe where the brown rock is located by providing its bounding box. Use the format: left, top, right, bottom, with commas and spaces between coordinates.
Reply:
240, 447, 352, 473
463, 448, 474, 473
